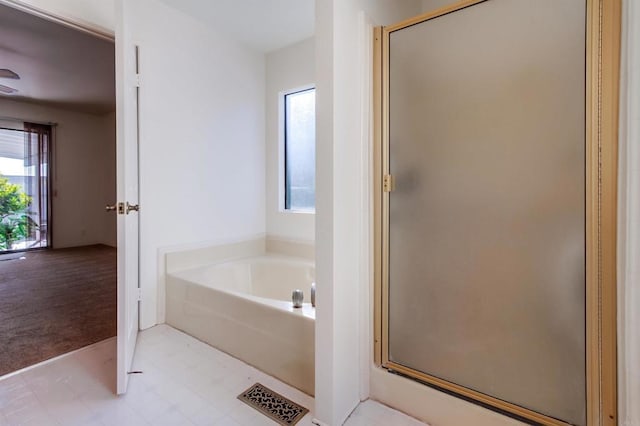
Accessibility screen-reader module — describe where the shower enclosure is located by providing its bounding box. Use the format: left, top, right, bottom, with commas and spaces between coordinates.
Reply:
373, 1, 619, 425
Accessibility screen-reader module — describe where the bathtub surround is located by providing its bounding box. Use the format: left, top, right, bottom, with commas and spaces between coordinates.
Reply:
166, 250, 315, 396
157, 235, 314, 323
163, 237, 266, 281
164, 235, 313, 272
156, 235, 265, 324
266, 235, 315, 261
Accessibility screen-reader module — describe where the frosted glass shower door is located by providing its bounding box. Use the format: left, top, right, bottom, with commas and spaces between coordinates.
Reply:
385, 1, 587, 425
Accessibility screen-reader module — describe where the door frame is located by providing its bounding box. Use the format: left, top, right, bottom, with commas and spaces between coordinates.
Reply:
0, 0, 139, 396
114, 0, 141, 395
0, 0, 113, 40
0, 0, 111, 255
372, 1, 621, 425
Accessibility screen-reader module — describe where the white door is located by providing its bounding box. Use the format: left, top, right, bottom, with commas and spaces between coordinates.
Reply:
115, 0, 140, 395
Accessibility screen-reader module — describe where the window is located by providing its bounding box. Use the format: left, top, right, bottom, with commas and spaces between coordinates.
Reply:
284, 87, 315, 212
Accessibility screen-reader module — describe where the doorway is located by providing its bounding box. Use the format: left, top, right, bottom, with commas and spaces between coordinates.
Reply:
0, 2, 118, 377
374, 1, 619, 425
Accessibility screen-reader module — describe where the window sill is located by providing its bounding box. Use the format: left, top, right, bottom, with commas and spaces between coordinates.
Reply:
280, 209, 315, 215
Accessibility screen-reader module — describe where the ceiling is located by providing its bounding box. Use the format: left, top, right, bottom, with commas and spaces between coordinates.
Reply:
158, 0, 315, 53
0, 3, 115, 114
0, 0, 311, 114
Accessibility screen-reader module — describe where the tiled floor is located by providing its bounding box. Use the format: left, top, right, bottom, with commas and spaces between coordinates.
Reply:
0, 325, 426, 426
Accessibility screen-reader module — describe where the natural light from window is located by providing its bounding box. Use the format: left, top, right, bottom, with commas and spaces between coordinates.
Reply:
284, 87, 315, 212
0, 126, 50, 252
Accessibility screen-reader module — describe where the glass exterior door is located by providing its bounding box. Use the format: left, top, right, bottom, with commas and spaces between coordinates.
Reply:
0, 124, 50, 252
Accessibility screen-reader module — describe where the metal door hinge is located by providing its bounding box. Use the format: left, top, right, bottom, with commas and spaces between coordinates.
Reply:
134, 73, 141, 88
383, 174, 395, 192
137, 288, 142, 302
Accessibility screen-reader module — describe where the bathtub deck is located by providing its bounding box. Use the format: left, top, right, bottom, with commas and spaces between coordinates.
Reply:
166, 258, 315, 396
0, 324, 427, 426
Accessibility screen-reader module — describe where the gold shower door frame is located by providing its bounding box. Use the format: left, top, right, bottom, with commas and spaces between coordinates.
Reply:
372, 1, 620, 425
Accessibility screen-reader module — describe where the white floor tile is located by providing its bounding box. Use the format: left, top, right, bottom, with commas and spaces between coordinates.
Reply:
0, 325, 426, 426
95, 399, 150, 426
213, 416, 242, 426
344, 399, 427, 426
188, 403, 226, 426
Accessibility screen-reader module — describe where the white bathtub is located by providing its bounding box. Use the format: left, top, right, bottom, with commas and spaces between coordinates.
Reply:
166, 254, 315, 395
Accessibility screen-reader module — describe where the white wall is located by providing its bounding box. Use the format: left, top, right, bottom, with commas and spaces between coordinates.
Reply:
265, 37, 315, 243
129, 0, 266, 329
314, 3, 337, 424
618, 1, 640, 424
314, 1, 425, 425
0, 98, 116, 248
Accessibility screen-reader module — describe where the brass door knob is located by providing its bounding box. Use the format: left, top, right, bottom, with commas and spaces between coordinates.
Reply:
105, 204, 117, 212
126, 202, 139, 214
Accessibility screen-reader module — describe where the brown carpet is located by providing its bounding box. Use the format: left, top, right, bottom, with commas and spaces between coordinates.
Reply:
0, 245, 116, 377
